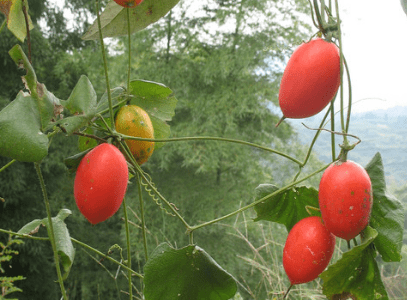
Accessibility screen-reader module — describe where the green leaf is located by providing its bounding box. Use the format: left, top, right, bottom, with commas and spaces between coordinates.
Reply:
17, 219, 43, 235
253, 184, 320, 231
9, 45, 57, 130
0, 92, 48, 162
321, 226, 388, 300
82, 0, 181, 40
63, 149, 93, 174
144, 243, 237, 300
365, 152, 405, 262
56, 75, 97, 135
128, 80, 177, 148
16, 209, 75, 280
42, 209, 75, 280
0, 0, 34, 42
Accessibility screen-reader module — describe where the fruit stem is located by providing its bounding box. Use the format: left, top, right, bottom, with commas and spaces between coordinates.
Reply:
275, 116, 286, 128
34, 163, 68, 300
283, 284, 293, 299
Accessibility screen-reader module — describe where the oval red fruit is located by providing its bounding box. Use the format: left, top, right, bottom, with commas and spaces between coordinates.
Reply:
113, 0, 144, 8
319, 160, 373, 241
278, 38, 340, 119
283, 216, 336, 285
74, 143, 129, 225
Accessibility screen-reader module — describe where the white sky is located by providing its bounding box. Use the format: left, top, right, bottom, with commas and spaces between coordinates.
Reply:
50, 0, 407, 113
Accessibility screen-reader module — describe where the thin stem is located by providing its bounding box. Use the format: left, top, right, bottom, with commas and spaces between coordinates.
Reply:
0, 228, 143, 279
343, 56, 353, 134
96, 0, 114, 129
330, 102, 336, 161
335, 0, 347, 145
0, 228, 49, 241
122, 198, 133, 299
73, 131, 108, 144
126, 7, 131, 91
291, 106, 331, 182
0, 159, 16, 173
188, 163, 331, 233
137, 172, 149, 261
71, 237, 143, 278
118, 139, 191, 230
117, 134, 303, 166
34, 163, 68, 300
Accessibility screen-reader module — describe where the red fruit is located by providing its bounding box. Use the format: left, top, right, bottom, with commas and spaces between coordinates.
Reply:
278, 38, 340, 119
113, 0, 144, 8
74, 143, 129, 225
319, 160, 373, 241
283, 216, 336, 285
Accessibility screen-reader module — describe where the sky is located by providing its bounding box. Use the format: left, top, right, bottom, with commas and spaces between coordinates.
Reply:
49, 0, 407, 113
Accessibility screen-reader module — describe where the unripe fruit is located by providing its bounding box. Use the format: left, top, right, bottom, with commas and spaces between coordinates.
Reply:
319, 160, 373, 241
278, 38, 340, 119
113, 0, 144, 8
283, 216, 336, 285
115, 105, 155, 165
74, 143, 129, 225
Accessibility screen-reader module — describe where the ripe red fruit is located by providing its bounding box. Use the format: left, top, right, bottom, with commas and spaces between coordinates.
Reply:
319, 160, 373, 241
74, 143, 129, 225
278, 38, 340, 119
283, 216, 336, 285
113, 0, 144, 8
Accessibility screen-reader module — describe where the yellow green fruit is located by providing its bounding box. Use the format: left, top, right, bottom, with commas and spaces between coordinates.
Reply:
115, 105, 154, 165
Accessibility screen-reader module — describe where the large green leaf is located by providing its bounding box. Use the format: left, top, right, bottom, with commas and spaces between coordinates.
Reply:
0, 0, 34, 42
9, 45, 57, 130
0, 92, 48, 162
128, 80, 177, 148
56, 75, 97, 135
144, 243, 237, 300
18, 209, 75, 280
253, 184, 320, 231
365, 152, 404, 262
320, 226, 388, 300
82, 0, 180, 40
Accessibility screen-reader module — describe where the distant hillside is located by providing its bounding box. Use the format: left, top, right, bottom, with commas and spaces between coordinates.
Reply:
288, 106, 407, 185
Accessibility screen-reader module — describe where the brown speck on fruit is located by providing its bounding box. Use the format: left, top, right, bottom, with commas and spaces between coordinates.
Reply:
338, 210, 343, 214
351, 191, 355, 196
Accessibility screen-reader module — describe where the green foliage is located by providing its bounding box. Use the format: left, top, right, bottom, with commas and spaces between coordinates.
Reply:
321, 227, 388, 300
0, 235, 25, 298
18, 209, 75, 280
365, 152, 405, 262
144, 243, 237, 300
0, 92, 49, 162
82, 0, 181, 40
253, 185, 320, 231
128, 80, 177, 148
